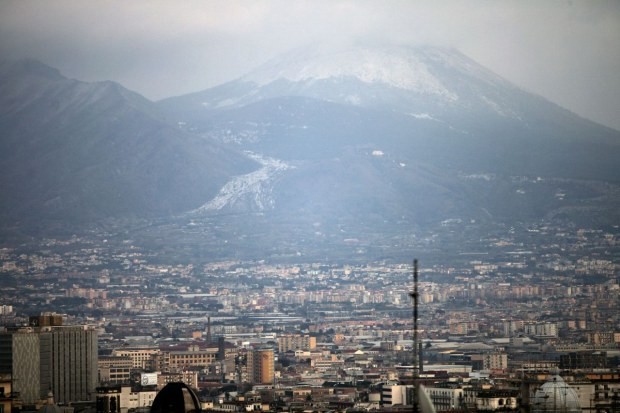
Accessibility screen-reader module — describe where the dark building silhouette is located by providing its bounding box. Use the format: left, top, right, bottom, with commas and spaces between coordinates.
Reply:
559, 352, 607, 370
150, 382, 200, 413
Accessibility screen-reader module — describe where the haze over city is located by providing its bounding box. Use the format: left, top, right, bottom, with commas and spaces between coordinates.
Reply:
0, 1, 619, 413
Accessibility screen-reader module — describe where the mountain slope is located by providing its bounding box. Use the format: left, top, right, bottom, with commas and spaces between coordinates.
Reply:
160, 45, 619, 181
0, 59, 257, 229
158, 44, 620, 233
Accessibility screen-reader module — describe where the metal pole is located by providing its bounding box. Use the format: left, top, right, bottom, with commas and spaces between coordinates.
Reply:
410, 259, 420, 413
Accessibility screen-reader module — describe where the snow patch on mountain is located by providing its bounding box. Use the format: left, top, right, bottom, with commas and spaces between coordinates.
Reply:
409, 113, 437, 121
191, 152, 292, 213
481, 96, 521, 120
206, 127, 263, 145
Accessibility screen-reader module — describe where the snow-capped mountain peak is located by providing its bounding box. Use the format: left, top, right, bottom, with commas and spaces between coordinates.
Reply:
242, 45, 458, 100
160, 44, 539, 123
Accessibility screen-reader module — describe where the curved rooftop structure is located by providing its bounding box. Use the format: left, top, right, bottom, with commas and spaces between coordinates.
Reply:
38, 404, 61, 413
150, 382, 201, 413
38, 390, 61, 413
531, 374, 581, 413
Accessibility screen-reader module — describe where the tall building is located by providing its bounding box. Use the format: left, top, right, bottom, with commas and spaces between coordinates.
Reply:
0, 323, 97, 405
49, 326, 98, 403
246, 348, 274, 384
0, 329, 50, 404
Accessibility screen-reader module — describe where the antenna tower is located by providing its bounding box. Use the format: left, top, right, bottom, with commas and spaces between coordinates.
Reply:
410, 258, 420, 413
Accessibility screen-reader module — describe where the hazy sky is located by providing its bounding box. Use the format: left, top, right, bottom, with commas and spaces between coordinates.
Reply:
1, 0, 619, 130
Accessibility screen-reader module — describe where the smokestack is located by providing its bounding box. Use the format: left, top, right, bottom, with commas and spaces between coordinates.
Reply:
207, 316, 212, 344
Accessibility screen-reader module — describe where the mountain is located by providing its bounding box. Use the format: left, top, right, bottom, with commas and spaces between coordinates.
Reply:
0, 59, 257, 232
158, 45, 620, 236
2, 46, 619, 260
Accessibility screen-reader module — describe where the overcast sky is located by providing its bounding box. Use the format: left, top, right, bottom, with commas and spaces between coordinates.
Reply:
1, 0, 619, 130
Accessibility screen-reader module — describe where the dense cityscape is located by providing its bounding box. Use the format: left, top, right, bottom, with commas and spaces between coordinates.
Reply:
1, 1, 619, 413
1, 220, 618, 413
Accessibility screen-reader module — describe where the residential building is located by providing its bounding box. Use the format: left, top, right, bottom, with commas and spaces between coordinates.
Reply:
277, 334, 316, 352
247, 349, 274, 384
425, 385, 465, 412
111, 348, 160, 370
98, 356, 132, 384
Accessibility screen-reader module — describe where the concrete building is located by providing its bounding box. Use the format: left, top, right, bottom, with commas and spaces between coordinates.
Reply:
587, 331, 616, 345
424, 385, 465, 412
277, 334, 316, 352
96, 385, 157, 413
559, 352, 607, 370
0, 324, 97, 405
246, 349, 274, 384
48, 325, 98, 404
0, 328, 49, 404
475, 390, 519, 411
111, 348, 160, 370
0, 306, 13, 316
487, 352, 508, 370
591, 381, 620, 412
166, 345, 218, 369
502, 320, 524, 337
381, 384, 413, 406
524, 322, 558, 337
98, 356, 132, 385
0, 372, 14, 413
158, 371, 198, 390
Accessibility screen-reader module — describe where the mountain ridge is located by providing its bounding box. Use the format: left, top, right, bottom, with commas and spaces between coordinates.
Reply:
0, 58, 258, 230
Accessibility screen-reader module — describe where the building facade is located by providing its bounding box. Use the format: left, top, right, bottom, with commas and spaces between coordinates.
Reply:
0, 329, 49, 404
277, 335, 317, 353
98, 356, 132, 385
425, 386, 465, 412
0, 324, 97, 405
48, 325, 98, 403
111, 348, 160, 370
246, 349, 274, 384
166, 347, 218, 370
